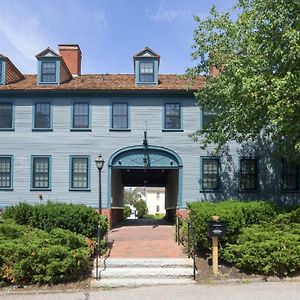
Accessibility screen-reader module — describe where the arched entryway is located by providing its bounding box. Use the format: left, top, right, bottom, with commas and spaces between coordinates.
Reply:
107, 145, 183, 224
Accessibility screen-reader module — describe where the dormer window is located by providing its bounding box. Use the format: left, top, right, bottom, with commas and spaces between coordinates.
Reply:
35, 47, 72, 85
41, 61, 56, 83
140, 62, 154, 83
134, 47, 160, 85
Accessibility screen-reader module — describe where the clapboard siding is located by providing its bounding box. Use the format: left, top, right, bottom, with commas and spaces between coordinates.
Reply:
0, 94, 298, 207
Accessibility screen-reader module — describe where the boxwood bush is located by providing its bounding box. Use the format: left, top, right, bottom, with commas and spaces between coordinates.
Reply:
188, 200, 278, 250
0, 221, 91, 284
3, 202, 108, 238
221, 209, 300, 276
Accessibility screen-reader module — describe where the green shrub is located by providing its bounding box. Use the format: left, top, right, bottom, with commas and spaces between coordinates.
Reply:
221, 222, 300, 276
134, 200, 148, 219
188, 200, 278, 250
0, 221, 91, 284
123, 205, 132, 218
3, 202, 108, 238
144, 213, 165, 219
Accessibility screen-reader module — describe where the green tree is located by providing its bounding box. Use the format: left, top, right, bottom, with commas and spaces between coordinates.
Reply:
134, 200, 148, 219
124, 188, 143, 205
187, 0, 300, 158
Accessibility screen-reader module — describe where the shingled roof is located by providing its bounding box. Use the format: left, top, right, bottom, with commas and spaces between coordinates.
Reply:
0, 74, 205, 93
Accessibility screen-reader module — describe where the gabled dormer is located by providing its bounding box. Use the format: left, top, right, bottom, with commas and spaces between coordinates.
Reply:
0, 53, 24, 85
35, 47, 72, 85
133, 47, 160, 85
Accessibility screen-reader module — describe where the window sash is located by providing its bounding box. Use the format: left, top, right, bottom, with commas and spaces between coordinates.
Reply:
41, 61, 56, 83
282, 159, 299, 190
140, 62, 154, 82
112, 103, 128, 128
165, 103, 181, 129
0, 61, 2, 83
240, 159, 257, 190
34, 103, 51, 129
0, 157, 11, 189
202, 159, 219, 190
202, 110, 217, 131
71, 158, 89, 189
32, 157, 49, 189
0, 103, 13, 129
73, 103, 89, 128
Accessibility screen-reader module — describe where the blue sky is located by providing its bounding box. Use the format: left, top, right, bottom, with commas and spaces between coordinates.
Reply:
0, 0, 235, 75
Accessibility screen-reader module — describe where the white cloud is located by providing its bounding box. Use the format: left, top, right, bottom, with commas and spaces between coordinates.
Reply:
149, 7, 192, 23
94, 10, 108, 28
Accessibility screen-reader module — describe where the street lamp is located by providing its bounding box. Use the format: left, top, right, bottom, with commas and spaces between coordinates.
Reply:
95, 154, 105, 214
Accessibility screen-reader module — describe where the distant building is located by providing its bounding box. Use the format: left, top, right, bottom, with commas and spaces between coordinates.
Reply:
144, 187, 165, 215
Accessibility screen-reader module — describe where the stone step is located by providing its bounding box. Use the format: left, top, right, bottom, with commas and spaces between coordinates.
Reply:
93, 267, 194, 279
91, 278, 196, 288
94, 258, 193, 268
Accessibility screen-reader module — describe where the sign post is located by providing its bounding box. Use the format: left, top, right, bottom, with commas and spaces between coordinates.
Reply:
207, 215, 227, 276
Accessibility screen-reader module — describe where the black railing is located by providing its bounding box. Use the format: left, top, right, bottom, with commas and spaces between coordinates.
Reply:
175, 216, 197, 280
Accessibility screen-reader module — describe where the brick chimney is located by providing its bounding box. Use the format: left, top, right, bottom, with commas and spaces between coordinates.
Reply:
58, 44, 82, 76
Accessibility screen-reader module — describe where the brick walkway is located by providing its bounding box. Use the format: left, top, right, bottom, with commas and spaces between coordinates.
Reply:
107, 219, 186, 258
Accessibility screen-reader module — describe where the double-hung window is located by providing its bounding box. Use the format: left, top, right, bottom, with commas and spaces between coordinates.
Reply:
72, 102, 90, 129
0, 156, 12, 190
139, 62, 154, 83
31, 156, 51, 190
201, 158, 220, 191
240, 158, 258, 191
34, 102, 51, 129
202, 109, 217, 131
0, 102, 13, 130
70, 156, 90, 190
0, 61, 3, 84
41, 61, 56, 83
112, 103, 129, 129
164, 103, 181, 130
282, 158, 299, 191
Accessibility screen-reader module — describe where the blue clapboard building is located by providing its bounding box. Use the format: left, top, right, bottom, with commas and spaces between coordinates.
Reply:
0, 45, 298, 222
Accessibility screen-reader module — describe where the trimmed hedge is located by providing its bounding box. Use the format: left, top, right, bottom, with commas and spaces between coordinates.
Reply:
3, 202, 108, 238
188, 200, 278, 249
0, 221, 91, 284
221, 210, 300, 276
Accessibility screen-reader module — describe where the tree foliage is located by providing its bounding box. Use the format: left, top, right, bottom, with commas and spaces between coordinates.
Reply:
124, 188, 144, 205
187, 0, 300, 157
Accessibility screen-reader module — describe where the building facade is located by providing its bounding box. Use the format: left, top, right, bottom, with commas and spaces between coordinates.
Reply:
0, 45, 299, 222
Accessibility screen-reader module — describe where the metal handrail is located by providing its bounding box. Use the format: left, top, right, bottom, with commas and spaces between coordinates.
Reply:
176, 215, 197, 280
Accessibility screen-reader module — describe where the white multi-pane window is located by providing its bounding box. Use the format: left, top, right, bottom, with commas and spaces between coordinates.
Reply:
201, 158, 220, 191
41, 61, 56, 83
71, 157, 89, 190
72, 103, 89, 129
164, 103, 181, 130
0, 157, 12, 189
34, 102, 51, 129
112, 103, 128, 129
0, 102, 13, 129
240, 158, 257, 191
139, 62, 154, 82
32, 156, 50, 189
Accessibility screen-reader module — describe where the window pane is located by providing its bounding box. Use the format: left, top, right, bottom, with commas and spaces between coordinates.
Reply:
240, 159, 257, 190
165, 104, 180, 129
35, 103, 51, 128
41, 61, 56, 83
72, 158, 88, 189
282, 159, 299, 190
112, 103, 128, 128
0, 157, 11, 188
73, 103, 89, 128
0, 103, 13, 128
202, 159, 219, 190
140, 62, 154, 82
203, 110, 217, 130
33, 157, 49, 189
